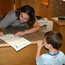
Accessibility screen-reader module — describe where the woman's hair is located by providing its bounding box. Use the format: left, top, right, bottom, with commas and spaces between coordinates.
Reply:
16, 5, 36, 27
44, 31, 63, 49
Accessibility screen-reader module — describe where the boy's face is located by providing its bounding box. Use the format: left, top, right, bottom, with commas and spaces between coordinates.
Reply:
43, 39, 51, 49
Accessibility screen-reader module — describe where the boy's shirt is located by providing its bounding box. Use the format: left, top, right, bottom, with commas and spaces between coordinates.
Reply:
36, 51, 65, 65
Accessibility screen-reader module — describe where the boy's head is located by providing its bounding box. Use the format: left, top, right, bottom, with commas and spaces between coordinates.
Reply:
44, 31, 63, 49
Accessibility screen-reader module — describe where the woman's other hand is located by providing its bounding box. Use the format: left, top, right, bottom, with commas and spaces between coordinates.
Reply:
0, 32, 3, 37
14, 31, 26, 37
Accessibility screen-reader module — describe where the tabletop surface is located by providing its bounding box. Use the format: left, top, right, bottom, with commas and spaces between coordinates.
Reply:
50, 17, 65, 25
0, 26, 45, 47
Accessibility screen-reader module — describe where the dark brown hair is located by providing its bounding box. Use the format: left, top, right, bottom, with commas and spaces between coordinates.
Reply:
44, 31, 63, 49
16, 5, 35, 28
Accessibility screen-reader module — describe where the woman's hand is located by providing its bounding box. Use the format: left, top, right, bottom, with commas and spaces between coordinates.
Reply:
0, 32, 3, 37
14, 31, 26, 37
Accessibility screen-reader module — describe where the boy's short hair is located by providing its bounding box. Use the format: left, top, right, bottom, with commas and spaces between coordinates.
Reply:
44, 31, 63, 49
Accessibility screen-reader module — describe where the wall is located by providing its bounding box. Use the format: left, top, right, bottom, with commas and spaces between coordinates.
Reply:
18, 0, 65, 17
40, 4, 48, 17
41, 0, 65, 17
48, 0, 65, 17
0, 0, 65, 17
0, 0, 14, 16
18, 0, 41, 16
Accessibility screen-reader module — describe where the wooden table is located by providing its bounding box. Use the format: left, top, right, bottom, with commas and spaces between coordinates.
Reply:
50, 17, 65, 53
0, 27, 46, 65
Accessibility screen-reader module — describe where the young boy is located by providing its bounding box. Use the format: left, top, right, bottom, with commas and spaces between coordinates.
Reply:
36, 31, 65, 65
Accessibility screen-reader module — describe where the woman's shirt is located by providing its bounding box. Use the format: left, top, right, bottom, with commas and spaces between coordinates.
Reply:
0, 10, 26, 28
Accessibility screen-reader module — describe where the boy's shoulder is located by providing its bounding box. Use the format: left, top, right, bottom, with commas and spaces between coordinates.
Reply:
39, 53, 52, 60
59, 51, 65, 56
36, 51, 65, 65
40, 51, 65, 58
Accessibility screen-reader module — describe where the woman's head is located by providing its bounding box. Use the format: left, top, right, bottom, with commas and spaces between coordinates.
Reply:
44, 31, 63, 49
17, 5, 35, 27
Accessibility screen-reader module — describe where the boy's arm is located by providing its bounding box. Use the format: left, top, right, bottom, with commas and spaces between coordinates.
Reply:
36, 46, 41, 60
35, 40, 44, 60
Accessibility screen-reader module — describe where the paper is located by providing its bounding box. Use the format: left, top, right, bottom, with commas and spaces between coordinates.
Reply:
0, 34, 31, 51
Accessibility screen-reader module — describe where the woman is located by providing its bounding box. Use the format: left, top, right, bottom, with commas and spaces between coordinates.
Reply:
0, 5, 40, 37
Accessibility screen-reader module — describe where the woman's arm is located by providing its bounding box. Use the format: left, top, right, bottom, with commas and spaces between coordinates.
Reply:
0, 11, 17, 28
14, 21, 40, 37
25, 21, 40, 34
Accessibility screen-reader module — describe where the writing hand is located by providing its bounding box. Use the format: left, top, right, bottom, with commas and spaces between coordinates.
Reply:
0, 32, 4, 37
14, 31, 26, 37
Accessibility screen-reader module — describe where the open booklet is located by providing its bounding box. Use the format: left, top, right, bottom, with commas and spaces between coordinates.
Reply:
0, 34, 31, 51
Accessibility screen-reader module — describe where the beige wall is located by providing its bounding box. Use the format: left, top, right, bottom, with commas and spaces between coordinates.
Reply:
0, 0, 14, 16
0, 0, 65, 17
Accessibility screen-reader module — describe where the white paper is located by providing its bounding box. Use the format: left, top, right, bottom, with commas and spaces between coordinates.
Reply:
0, 34, 31, 51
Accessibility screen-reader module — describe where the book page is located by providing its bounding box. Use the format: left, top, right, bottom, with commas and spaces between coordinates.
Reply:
0, 34, 31, 51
